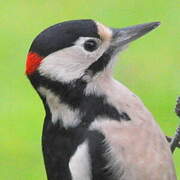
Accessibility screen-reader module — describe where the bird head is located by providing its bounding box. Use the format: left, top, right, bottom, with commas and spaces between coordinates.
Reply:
26, 19, 160, 89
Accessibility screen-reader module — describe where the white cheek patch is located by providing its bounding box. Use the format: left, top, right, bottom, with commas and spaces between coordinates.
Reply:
38, 47, 90, 82
38, 87, 81, 128
69, 141, 92, 180
38, 36, 111, 83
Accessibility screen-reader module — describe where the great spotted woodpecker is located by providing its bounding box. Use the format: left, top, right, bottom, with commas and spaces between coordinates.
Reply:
26, 20, 176, 180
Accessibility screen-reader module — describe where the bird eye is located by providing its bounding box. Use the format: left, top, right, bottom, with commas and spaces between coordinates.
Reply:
84, 39, 98, 52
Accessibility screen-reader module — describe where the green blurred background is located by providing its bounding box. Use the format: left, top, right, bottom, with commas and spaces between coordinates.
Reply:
0, 0, 179, 179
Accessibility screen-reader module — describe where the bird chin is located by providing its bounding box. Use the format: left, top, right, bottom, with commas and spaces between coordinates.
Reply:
111, 44, 129, 59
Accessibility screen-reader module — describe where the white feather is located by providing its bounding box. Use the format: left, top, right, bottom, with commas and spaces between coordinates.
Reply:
69, 141, 92, 180
38, 87, 81, 127
38, 37, 110, 83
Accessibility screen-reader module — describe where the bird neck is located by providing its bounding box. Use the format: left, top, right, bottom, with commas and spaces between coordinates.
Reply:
29, 70, 121, 129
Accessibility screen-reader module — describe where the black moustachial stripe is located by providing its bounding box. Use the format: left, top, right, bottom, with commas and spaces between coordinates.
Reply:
29, 71, 131, 124
28, 72, 130, 180
29, 20, 100, 57
86, 47, 115, 76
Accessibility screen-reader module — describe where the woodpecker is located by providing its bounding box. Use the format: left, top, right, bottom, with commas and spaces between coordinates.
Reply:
26, 20, 177, 180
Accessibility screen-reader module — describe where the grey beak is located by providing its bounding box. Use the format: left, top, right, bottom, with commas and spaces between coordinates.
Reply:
111, 22, 160, 46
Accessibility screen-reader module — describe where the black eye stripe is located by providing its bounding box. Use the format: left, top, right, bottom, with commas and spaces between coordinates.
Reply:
84, 39, 98, 52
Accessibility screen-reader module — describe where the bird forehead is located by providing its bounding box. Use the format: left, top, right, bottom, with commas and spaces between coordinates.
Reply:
96, 21, 112, 41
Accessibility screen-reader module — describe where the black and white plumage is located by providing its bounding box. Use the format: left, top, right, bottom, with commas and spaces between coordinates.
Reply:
26, 20, 177, 180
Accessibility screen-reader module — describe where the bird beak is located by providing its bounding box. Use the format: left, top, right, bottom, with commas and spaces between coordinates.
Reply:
111, 22, 160, 48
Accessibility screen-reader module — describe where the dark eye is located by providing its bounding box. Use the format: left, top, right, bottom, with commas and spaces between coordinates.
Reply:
84, 39, 98, 52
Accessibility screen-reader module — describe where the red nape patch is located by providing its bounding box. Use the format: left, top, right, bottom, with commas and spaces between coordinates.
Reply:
25, 52, 44, 75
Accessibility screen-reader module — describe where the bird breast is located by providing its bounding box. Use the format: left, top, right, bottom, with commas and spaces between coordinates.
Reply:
86, 74, 176, 179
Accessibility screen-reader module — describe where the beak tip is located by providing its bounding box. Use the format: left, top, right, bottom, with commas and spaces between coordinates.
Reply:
112, 21, 161, 46
152, 21, 161, 28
